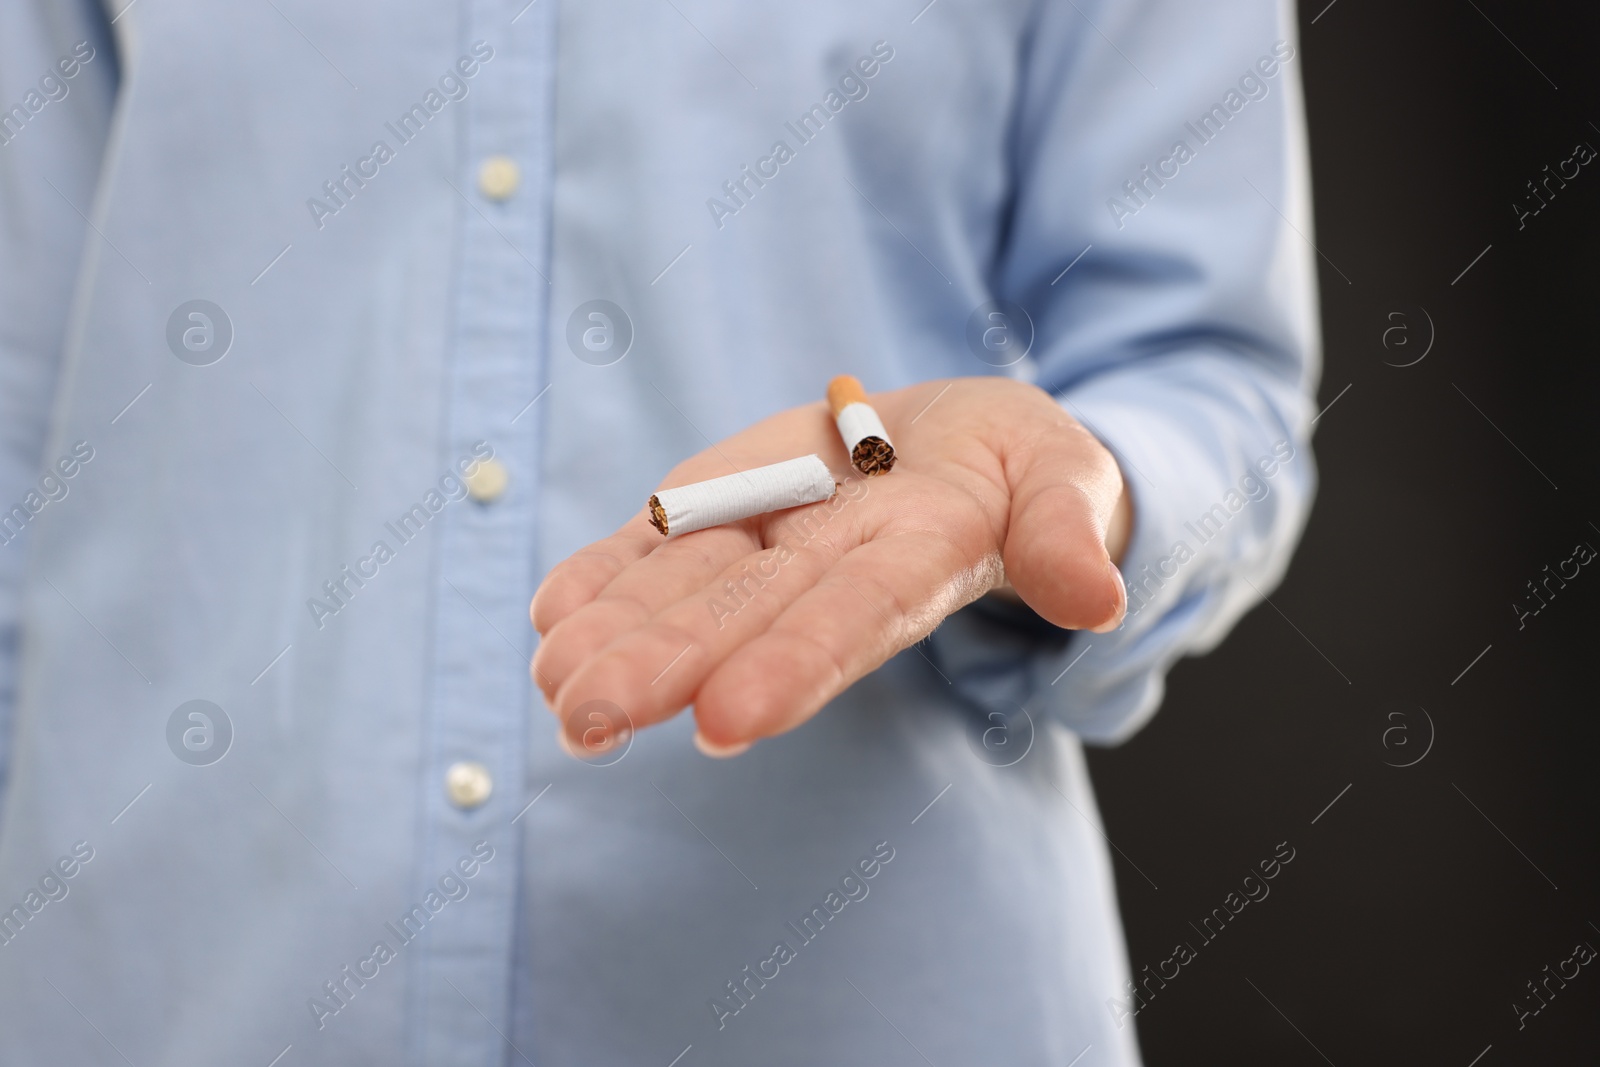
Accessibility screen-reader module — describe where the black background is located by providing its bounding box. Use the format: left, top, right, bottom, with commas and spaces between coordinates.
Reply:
1086, 1, 1600, 1062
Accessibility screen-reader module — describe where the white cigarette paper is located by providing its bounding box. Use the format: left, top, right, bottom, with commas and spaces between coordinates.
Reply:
835, 402, 892, 458
649, 455, 835, 537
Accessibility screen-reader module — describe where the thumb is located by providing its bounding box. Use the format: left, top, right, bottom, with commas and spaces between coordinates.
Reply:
1001, 424, 1129, 632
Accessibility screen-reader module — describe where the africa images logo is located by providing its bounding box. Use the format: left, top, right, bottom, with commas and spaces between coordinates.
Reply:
166, 700, 233, 766
704, 41, 895, 230
166, 300, 233, 366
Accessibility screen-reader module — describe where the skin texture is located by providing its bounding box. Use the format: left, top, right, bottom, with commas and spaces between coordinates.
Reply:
530, 377, 1132, 758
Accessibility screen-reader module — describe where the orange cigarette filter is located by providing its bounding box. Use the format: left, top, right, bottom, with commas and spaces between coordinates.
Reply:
826, 375, 896, 476
827, 375, 868, 418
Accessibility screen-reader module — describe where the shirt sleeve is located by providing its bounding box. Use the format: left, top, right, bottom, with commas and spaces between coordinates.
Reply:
925, 0, 1319, 744
0, 1, 118, 794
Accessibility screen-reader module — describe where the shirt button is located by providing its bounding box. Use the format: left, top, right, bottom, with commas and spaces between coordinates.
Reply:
465, 458, 509, 503
477, 156, 520, 201
445, 761, 493, 810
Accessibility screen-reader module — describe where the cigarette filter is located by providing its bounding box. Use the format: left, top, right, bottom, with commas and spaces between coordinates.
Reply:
826, 375, 896, 476
648, 455, 835, 537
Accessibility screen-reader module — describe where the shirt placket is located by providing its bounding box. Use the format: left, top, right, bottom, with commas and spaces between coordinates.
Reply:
414, 1, 554, 1063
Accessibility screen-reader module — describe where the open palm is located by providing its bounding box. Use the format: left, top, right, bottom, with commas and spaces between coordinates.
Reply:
531, 376, 1130, 757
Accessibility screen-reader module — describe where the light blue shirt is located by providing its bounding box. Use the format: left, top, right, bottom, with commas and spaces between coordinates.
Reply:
0, 1, 1317, 1064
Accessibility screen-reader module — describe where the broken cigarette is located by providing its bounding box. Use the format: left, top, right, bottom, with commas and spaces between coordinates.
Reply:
648, 455, 835, 537
827, 375, 896, 476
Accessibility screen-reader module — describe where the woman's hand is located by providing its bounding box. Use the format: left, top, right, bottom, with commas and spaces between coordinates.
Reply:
530, 377, 1131, 757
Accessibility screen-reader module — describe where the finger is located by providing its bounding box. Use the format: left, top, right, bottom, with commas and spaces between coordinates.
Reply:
538, 459, 877, 705
551, 536, 843, 747
530, 513, 661, 635
1002, 424, 1126, 631
532, 521, 762, 699
547, 472, 901, 736
693, 530, 1002, 749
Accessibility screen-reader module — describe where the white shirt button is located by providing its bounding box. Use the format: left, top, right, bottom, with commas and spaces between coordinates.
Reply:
445, 761, 493, 810
465, 458, 508, 503
477, 156, 520, 201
